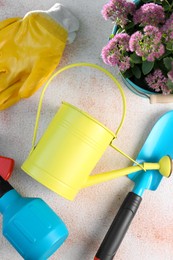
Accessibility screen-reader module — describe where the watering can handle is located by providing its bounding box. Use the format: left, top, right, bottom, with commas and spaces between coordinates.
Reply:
32, 63, 126, 150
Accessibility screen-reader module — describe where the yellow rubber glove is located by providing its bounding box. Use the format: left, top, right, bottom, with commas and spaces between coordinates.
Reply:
0, 4, 79, 110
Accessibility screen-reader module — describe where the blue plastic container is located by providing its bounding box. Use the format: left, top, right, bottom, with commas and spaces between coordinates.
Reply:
0, 177, 68, 259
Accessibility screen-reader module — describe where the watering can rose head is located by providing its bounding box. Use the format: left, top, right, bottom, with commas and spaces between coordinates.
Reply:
101, 0, 173, 95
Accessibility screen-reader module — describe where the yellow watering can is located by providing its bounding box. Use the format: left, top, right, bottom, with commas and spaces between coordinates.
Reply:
21, 63, 171, 200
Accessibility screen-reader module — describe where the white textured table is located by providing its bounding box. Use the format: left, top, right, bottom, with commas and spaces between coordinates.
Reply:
0, 1, 173, 259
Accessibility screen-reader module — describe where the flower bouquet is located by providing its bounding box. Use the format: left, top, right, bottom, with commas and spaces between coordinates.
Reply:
101, 0, 173, 95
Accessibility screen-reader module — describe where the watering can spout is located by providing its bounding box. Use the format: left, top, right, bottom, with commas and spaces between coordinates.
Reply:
82, 165, 144, 188
83, 156, 172, 188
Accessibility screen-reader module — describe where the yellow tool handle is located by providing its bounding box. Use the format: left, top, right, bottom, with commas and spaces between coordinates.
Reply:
150, 94, 173, 104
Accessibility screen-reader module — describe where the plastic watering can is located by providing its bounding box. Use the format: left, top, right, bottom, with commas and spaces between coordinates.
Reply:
21, 63, 170, 201
94, 111, 173, 260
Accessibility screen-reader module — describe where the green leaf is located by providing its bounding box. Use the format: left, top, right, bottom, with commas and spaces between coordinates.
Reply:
109, 34, 114, 40
130, 61, 134, 68
122, 69, 133, 78
142, 61, 154, 75
132, 65, 141, 79
162, 3, 171, 11
124, 21, 135, 31
163, 57, 173, 71
116, 28, 125, 34
155, 60, 168, 74
166, 42, 173, 51
130, 53, 142, 64
166, 79, 173, 90
141, 0, 151, 2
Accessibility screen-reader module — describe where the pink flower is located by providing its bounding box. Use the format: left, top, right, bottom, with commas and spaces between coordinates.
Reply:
133, 3, 165, 26
145, 69, 170, 94
161, 14, 173, 43
101, 0, 136, 27
129, 31, 143, 55
101, 33, 130, 72
129, 26, 165, 61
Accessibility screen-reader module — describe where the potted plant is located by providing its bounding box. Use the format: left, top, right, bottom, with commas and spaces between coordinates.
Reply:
101, 0, 173, 96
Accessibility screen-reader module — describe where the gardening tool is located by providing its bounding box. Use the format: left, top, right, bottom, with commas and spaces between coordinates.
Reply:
122, 76, 173, 104
0, 155, 14, 180
0, 176, 68, 259
94, 110, 173, 260
21, 63, 171, 201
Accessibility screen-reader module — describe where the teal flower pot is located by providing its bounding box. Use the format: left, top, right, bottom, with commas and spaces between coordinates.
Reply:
111, 0, 156, 99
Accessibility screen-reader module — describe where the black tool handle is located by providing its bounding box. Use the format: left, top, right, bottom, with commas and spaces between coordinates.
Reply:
0, 176, 13, 198
94, 192, 142, 260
